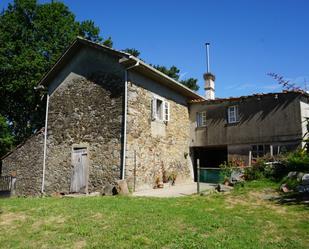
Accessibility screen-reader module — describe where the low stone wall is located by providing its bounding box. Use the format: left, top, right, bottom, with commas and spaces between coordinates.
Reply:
1, 131, 44, 196
126, 81, 192, 191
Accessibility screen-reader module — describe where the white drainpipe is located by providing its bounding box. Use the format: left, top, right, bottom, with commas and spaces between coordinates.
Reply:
122, 61, 139, 180
41, 93, 49, 193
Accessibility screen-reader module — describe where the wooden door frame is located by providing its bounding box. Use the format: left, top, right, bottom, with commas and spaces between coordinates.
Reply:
71, 143, 89, 193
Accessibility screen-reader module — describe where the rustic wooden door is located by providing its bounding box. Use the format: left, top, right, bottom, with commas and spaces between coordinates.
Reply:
70, 148, 88, 193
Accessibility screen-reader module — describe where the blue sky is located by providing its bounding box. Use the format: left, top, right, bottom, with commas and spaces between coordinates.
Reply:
1, 0, 309, 98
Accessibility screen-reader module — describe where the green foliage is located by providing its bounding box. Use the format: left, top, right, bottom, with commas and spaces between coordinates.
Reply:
219, 159, 245, 179
219, 161, 238, 178
280, 176, 299, 191
0, 115, 14, 156
0, 0, 110, 150
153, 65, 200, 91
123, 48, 140, 57
263, 150, 309, 180
153, 65, 180, 79
244, 165, 265, 181
243, 150, 309, 182
284, 149, 309, 172
180, 77, 199, 91
78, 20, 103, 44
122, 51, 199, 91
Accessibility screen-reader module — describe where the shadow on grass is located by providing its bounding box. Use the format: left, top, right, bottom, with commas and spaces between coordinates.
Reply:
275, 192, 309, 208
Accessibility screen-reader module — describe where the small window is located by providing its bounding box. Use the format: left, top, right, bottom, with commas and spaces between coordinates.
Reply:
227, 105, 239, 124
197, 111, 206, 127
152, 97, 170, 122
156, 99, 163, 120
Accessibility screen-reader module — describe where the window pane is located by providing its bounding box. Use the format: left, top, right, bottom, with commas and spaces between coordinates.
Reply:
228, 106, 236, 123
197, 112, 206, 127
156, 99, 163, 120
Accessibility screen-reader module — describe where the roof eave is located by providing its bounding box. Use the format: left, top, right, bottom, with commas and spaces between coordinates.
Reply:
38, 37, 205, 101
119, 57, 205, 101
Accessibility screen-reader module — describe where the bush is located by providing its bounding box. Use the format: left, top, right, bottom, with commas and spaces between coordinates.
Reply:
263, 162, 287, 180
220, 150, 309, 183
284, 149, 309, 173
244, 166, 264, 180
280, 176, 299, 191
219, 159, 244, 179
243, 157, 267, 180
244, 149, 309, 181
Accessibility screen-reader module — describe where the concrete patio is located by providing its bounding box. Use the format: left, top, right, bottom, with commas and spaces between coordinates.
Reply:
132, 182, 215, 197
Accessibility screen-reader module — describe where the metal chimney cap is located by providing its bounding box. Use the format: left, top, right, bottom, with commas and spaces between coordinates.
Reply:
203, 72, 216, 81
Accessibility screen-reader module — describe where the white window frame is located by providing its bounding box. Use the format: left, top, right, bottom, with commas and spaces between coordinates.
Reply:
164, 101, 170, 122
152, 96, 170, 122
197, 111, 206, 127
227, 105, 239, 124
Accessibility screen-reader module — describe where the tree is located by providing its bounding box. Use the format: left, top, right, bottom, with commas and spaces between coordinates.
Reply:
153, 65, 199, 91
0, 0, 111, 154
123, 48, 140, 57
121, 50, 199, 91
0, 115, 14, 157
180, 78, 199, 91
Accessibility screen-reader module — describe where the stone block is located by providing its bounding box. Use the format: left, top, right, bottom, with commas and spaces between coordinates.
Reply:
116, 180, 130, 195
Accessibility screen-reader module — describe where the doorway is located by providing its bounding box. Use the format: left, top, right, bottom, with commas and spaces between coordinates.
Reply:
192, 146, 227, 183
70, 147, 88, 193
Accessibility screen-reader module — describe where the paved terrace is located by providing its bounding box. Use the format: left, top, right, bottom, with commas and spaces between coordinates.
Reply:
133, 183, 215, 197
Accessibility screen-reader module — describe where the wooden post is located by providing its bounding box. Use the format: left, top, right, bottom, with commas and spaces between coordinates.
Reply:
10, 176, 16, 196
133, 150, 137, 192
248, 151, 252, 167
197, 159, 200, 194
277, 146, 280, 155
270, 145, 273, 157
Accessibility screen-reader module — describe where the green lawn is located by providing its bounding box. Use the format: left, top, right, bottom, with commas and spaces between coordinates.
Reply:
0, 180, 308, 249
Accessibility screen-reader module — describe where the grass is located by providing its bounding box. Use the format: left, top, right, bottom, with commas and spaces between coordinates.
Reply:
0, 180, 308, 249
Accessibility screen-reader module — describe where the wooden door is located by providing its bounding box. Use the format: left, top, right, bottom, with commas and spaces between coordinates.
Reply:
70, 148, 88, 193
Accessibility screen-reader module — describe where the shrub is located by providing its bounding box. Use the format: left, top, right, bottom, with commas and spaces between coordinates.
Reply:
245, 149, 309, 181
284, 149, 309, 173
244, 166, 264, 180
243, 157, 267, 180
219, 159, 243, 178
280, 176, 299, 191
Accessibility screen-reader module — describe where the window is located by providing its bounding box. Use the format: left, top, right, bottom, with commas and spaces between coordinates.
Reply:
227, 105, 239, 124
197, 111, 206, 127
251, 144, 271, 158
152, 97, 170, 122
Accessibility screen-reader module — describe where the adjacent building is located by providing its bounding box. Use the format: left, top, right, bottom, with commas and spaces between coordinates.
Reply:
189, 91, 309, 178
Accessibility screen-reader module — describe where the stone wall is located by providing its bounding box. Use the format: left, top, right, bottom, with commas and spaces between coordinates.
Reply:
45, 72, 124, 194
125, 75, 192, 191
1, 131, 44, 196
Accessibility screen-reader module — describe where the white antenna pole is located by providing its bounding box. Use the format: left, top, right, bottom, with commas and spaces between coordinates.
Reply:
205, 43, 210, 73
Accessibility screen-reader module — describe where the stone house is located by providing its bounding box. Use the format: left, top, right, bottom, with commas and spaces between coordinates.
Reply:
1, 37, 308, 195
1, 37, 204, 196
